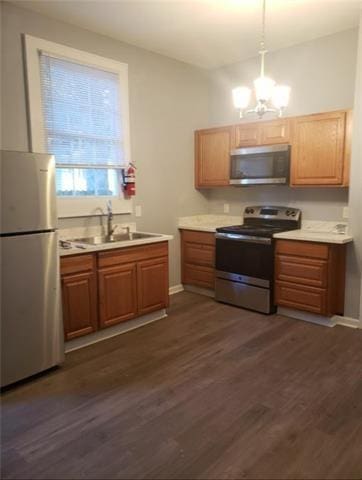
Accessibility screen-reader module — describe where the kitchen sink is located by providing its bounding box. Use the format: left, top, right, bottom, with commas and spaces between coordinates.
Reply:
70, 232, 161, 245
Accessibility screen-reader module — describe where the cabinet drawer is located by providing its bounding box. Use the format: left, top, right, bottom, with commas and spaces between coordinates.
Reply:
275, 281, 327, 315
184, 241, 215, 268
183, 264, 215, 289
181, 229, 215, 246
98, 242, 168, 268
276, 254, 328, 288
276, 240, 329, 260
60, 253, 95, 275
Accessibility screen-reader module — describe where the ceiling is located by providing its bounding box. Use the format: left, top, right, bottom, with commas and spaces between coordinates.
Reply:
13, 0, 362, 69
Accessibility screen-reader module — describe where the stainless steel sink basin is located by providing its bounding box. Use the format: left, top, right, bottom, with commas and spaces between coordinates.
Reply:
69, 232, 161, 245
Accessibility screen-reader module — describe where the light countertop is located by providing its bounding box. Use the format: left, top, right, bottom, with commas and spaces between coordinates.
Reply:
178, 214, 241, 233
273, 230, 352, 244
59, 233, 173, 256
178, 215, 353, 245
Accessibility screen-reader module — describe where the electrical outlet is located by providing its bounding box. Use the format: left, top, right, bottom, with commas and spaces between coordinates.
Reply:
223, 203, 230, 214
343, 207, 349, 219
135, 205, 142, 217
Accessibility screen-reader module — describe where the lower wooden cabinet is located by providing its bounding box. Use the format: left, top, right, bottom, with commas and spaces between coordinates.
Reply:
275, 239, 346, 316
180, 229, 215, 289
60, 242, 169, 340
98, 263, 137, 328
60, 254, 98, 341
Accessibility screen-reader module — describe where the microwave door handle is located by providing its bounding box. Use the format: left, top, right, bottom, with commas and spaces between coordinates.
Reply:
215, 233, 272, 245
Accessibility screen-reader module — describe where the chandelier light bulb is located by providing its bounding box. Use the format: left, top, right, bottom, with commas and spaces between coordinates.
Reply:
272, 85, 291, 109
232, 86, 251, 109
254, 76, 276, 102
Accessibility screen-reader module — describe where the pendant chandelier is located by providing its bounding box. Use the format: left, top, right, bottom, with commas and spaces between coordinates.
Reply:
232, 0, 291, 119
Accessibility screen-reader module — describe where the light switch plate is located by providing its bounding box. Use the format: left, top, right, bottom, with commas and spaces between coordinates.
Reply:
223, 203, 230, 214
343, 207, 349, 219
135, 205, 142, 217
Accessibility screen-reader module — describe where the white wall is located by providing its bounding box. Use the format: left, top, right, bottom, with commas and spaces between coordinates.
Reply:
0, 1, 210, 287
208, 28, 358, 125
348, 13, 362, 323
206, 28, 360, 318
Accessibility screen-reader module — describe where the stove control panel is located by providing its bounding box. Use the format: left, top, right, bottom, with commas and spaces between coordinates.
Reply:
243, 205, 301, 222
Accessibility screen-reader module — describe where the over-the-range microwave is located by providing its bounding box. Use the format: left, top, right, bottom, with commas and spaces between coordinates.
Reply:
229, 144, 291, 186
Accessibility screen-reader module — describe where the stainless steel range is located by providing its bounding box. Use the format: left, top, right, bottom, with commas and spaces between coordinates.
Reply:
215, 206, 301, 314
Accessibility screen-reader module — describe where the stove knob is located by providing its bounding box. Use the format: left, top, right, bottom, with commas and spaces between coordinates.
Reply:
286, 210, 291, 216
291, 211, 296, 216
250, 208, 254, 214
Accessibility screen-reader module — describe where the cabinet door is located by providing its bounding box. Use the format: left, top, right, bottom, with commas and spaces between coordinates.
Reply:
195, 127, 232, 187
137, 257, 169, 315
98, 263, 137, 328
291, 111, 346, 185
260, 119, 290, 145
234, 123, 260, 147
61, 271, 98, 340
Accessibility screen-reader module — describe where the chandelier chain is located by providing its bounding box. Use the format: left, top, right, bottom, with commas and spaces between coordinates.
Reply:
261, 0, 266, 52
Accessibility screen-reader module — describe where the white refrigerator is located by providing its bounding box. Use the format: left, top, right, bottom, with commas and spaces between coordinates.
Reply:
1, 150, 64, 387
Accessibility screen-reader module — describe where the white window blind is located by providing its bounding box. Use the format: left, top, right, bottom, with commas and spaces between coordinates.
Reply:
39, 53, 125, 197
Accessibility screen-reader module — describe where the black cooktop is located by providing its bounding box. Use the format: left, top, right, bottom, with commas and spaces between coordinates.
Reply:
216, 206, 302, 239
217, 224, 289, 238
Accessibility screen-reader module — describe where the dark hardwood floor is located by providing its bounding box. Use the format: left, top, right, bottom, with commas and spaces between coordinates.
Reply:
1, 291, 362, 479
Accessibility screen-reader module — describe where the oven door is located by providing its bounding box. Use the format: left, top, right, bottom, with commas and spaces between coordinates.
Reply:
229, 144, 290, 185
215, 233, 274, 287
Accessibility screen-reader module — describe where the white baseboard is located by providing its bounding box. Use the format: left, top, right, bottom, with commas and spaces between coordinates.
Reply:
183, 284, 215, 298
169, 284, 184, 295
278, 307, 361, 329
65, 309, 167, 353
277, 307, 337, 328
333, 315, 361, 329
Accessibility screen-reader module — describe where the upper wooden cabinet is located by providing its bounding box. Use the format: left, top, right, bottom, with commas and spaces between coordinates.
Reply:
234, 122, 260, 147
234, 118, 290, 148
259, 119, 291, 146
195, 126, 232, 187
291, 110, 351, 186
195, 109, 351, 188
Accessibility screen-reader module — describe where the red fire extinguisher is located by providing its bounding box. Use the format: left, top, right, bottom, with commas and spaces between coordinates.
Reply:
122, 163, 136, 197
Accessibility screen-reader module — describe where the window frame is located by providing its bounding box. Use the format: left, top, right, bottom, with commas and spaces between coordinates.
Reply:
24, 34, 132, 217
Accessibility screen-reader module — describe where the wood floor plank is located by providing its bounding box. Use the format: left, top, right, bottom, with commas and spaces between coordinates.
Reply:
1, 291, 362, 479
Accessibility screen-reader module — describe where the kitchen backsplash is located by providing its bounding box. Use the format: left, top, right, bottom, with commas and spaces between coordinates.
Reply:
204, 186, 349, 221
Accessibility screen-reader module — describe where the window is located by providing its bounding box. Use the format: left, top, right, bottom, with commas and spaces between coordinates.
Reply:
25, 36, 132, 217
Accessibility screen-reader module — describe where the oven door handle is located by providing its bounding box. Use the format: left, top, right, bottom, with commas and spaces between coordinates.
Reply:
215, 232, 272, 245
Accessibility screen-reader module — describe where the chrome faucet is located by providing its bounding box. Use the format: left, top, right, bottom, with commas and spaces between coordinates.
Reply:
106, 200, 114, 237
